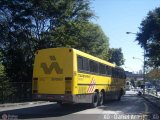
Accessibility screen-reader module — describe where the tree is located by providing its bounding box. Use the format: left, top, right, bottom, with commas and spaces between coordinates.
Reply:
146, 68, 160, 94
136, 80, 142, 87
45, 21, 109, 60
0, 61, 14, 103
136, 7, 160, 67
146, 68, 160, 80
108, 48, 125, 66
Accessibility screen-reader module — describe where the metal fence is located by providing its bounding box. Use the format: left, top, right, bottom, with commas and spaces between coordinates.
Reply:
145, 88, 160, 98
0, 82, 32, 103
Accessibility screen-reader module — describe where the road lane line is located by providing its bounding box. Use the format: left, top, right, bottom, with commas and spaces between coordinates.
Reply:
144, 102, 148, 113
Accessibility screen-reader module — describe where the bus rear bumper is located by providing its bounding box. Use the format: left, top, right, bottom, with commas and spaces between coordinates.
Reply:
32, 94, 93, 103
32, 94, 73, 102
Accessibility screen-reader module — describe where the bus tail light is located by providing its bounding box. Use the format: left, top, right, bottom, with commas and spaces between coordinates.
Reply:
69, 49, 72, 52
33, 77, 38, 93
65, 91, 72, 94
65, 77, 72, 92
33, 90, 38, 94
65, 77, 72, 80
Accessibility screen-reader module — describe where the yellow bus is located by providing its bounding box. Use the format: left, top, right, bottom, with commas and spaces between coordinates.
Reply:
32, 48, 126, 107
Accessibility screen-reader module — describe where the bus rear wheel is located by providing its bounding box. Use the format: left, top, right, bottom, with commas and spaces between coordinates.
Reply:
116, 90, 122, 101
91, 92, 99, 107
98, 92, 104, 106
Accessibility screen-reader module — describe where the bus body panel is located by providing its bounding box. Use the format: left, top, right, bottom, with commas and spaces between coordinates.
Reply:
32, 48, 73, 95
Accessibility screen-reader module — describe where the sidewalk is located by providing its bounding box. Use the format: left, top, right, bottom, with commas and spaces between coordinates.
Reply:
0, 101, 51, 112
0, 101, 46, 108
142, 94, 160, 109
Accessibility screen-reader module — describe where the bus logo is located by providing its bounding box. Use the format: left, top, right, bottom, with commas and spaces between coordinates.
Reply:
87, 78, 96, 93
41, 56, 63, 74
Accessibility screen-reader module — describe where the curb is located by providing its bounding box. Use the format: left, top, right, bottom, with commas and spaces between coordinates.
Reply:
142, 94, 160, 109
0, 101, 47, 108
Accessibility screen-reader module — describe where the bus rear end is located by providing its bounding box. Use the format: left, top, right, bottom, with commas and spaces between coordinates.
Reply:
32, 48, 74, 103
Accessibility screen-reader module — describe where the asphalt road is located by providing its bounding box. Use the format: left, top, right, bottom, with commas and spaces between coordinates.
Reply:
0, 94, 160, 120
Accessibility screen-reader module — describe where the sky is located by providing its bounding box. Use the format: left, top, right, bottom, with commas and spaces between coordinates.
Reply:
91, 0, 160, 73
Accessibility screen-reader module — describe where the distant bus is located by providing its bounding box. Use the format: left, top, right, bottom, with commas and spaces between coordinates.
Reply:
32, 48, 126, 107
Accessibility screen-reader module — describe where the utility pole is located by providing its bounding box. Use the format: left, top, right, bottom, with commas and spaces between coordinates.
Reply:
126, 32, 146, 95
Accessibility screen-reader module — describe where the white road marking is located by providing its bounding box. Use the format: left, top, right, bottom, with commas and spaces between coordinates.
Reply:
144, 102, 148, 113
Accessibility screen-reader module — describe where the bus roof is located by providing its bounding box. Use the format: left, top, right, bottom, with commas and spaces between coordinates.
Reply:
36, 47, 116, 68
72, 48, 116, 67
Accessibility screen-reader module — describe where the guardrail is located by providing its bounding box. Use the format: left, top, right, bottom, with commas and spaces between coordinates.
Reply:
145, 89, 160, 98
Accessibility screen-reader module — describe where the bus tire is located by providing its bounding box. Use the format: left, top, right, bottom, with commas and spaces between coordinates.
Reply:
117, 90, 122, 101
117, 94, 121, 101
91, 92, 99, 107
98, 92, 104, 106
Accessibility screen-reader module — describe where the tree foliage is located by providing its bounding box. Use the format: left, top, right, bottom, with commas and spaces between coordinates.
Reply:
0, 62, 14, 103
45, 21, 109, 59
108, 48, 125, 66
146, 68, 160, 80
136, 80, 142, 87
136, 7, 160, 67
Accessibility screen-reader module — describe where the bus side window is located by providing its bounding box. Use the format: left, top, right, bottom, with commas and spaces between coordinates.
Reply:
99, 63, 106, 75
116, 69, 120, 78
118, 71, 120, 78
112, 68, 116, 78
89, 60, 94, 73
105, 66, 108, 75
83, 57, 89, 72
109, 67, 112, 76
117, 69, 120, 78
119, 71, 122, 79
94, 61, 98, 73
111, 68, 113, 77
121, 71, 124, 79
106, 66, 112, 76
89, 60, 98, 73
78, 56, 83, 71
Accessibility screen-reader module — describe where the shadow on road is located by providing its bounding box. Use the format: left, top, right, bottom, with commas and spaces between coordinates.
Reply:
1, 95, 159, 119
0, 103, 92, 119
